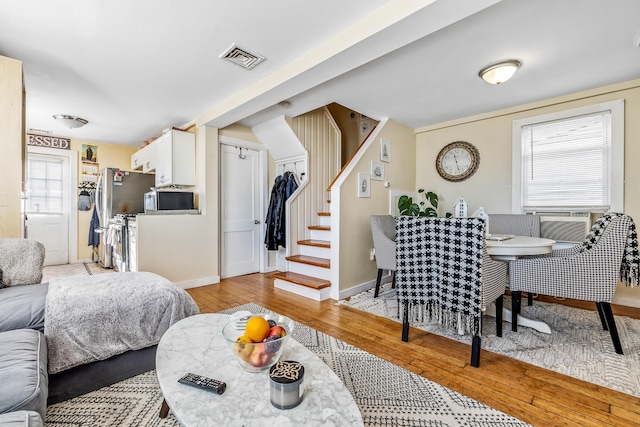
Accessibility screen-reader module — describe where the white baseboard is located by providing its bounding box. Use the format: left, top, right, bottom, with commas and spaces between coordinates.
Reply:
337, 272, 392, 300
177, 275, 220, 290
613, 295, 640, 309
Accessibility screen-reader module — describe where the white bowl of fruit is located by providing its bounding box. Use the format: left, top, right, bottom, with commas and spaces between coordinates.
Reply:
222, 313, 295, 373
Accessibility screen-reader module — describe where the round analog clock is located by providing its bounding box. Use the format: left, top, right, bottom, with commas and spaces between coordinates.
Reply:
435, 141, 480, 182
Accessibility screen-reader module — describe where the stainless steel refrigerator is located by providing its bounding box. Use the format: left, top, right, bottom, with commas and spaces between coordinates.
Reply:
95, 168, 155, 267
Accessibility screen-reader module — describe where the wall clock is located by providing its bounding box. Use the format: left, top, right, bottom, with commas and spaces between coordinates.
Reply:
435, 141, 480, 182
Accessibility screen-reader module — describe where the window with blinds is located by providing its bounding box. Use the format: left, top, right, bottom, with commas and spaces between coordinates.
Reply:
512, 100, 624, 214
521, 112, 610, 211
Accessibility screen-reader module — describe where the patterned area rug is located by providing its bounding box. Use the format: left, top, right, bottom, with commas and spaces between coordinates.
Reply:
45, 303, 530, 427
342, 282, 640, 398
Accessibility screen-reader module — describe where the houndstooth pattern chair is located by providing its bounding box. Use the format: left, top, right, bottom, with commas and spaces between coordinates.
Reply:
370, 215, 396, 298
509, 214, 636, 354
396, 217, 507, 368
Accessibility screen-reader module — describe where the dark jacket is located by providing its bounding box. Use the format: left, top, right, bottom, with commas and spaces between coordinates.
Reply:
265, 172, 299, 250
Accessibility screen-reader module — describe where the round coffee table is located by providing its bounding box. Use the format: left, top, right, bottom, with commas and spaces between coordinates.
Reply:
156, 313, 363, 426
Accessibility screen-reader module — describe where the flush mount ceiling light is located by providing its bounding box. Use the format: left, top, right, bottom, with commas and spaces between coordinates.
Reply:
53, 114, 88, 129
478, 59, 521, 85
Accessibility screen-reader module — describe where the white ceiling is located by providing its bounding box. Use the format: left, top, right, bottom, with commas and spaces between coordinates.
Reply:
1, 0, 639, 147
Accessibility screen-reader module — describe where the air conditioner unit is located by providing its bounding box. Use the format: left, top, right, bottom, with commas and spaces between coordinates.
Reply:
540, 215, 591, 243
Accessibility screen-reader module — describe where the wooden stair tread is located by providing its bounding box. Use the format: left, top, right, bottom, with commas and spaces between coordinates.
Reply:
273, 271, 331, 290
318, 212, 330, 216
286, 254, 330, 268
308, 225, 330, 231
298, 239, 330, 248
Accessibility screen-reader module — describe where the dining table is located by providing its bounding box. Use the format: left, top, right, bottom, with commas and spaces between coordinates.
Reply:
484, 235, 556, 334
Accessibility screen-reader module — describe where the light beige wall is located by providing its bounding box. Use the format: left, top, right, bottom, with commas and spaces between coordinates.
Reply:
338, 119, 415, 291
416, 78, 640, 306
326, 103, 379, 167
415, 78, 640, 220
0, 55, 23, 238
71, 139, 137, 260
219, 123, 261, 143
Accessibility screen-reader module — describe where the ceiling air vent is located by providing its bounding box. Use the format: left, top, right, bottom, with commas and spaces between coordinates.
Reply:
219, 43, 265, 70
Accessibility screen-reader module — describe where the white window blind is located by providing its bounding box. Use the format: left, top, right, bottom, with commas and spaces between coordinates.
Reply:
520, 111, 611, 212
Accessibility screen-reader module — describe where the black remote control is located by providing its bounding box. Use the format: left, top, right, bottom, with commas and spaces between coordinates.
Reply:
178, 373, 226, 395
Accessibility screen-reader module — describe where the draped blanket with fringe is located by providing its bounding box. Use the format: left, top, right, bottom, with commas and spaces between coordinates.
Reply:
396, 216, 485, 336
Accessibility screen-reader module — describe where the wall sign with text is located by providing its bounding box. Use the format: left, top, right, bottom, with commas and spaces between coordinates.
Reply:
27, 134, 71, 150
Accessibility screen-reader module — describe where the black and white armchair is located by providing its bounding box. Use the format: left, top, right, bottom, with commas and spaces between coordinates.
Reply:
509, 213, 640, 354
396, 217, 507, 367
370, 215, 396, 298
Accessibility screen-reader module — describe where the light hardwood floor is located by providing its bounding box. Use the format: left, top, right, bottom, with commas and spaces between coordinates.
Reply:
186, 273, 640, 427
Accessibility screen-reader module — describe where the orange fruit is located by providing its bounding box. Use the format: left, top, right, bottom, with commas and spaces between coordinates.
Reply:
245, 316, 270, 342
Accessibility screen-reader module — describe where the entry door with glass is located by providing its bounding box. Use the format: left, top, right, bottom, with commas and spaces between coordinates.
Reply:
25, 153, 70, 266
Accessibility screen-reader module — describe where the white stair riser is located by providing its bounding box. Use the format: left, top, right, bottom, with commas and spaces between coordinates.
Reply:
309, 229, 330, 240
318, 216, 331, 227
274, 279, 331, 301
298, 244, 330, 258
288, 262, 331, 280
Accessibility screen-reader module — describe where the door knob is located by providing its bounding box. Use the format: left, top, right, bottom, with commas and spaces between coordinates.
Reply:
254, 220, 260, 224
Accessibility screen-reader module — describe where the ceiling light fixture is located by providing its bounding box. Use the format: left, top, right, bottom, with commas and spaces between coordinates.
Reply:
53, 114, 88, 129
478, 59, 521, 85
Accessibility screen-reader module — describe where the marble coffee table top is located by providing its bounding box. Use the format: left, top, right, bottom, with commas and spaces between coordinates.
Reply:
156, 313, 363, 427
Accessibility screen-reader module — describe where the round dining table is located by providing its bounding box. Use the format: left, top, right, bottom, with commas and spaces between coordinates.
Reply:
484, 235, 556, 333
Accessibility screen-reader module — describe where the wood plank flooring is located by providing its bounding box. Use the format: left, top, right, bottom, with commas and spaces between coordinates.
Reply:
186, 273, 640, 427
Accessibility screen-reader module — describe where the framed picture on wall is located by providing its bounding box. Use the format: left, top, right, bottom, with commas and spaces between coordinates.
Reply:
380, 138, 391, 162
371, 161, 384, 181
357, 173, 371, 198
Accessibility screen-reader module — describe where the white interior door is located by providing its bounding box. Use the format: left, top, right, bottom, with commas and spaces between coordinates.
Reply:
221, 144, 261, 278
25, 152, 70, 266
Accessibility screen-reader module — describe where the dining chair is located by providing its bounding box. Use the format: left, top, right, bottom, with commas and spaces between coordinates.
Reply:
509, 213, 640, 354
370, 215, 396, 297
488, 213, 541, 306
396, 216, 507, 367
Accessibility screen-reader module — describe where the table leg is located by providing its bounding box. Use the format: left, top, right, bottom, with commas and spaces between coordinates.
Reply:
484, 303, 551, 334
159, 399, 170, 419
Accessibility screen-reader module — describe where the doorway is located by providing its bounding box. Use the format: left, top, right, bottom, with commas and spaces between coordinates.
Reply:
25, 146, 78, 266
220, 139, 266, 278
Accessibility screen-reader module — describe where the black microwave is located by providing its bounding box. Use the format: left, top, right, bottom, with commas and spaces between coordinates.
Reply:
144, 190, 194, 212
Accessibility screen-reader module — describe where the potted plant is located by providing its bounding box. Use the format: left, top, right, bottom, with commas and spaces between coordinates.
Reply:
397, 189, 452, 217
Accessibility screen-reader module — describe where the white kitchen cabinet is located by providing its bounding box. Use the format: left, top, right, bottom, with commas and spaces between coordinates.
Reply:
130, 143, 156, 173
155, 129, 196, 187
131, 148, 144, 170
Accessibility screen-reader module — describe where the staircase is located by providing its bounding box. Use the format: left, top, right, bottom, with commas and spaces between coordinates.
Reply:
273, 212, 332, 301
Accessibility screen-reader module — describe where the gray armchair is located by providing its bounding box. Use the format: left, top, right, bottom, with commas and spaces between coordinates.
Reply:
488, 213, 541, 238
488, 213, 541, 306
370, 215, 396, 297
0, 238, 45, 287
509, 213, 639, 354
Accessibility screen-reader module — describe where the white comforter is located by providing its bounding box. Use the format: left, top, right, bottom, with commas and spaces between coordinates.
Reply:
44, 271, 199, 374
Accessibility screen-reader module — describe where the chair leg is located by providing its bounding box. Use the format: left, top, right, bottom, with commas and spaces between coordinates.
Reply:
374, 269, 383, 297
495, 295, 503, 337
471, 335, 481, 368
159, 399, 170, 418
391, 270, 396, 289
599, 302, 623, 355
511, 291, 521, 332
595, 302, 608, 330
401, 303, 409, 342
527, 293, 533, 306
